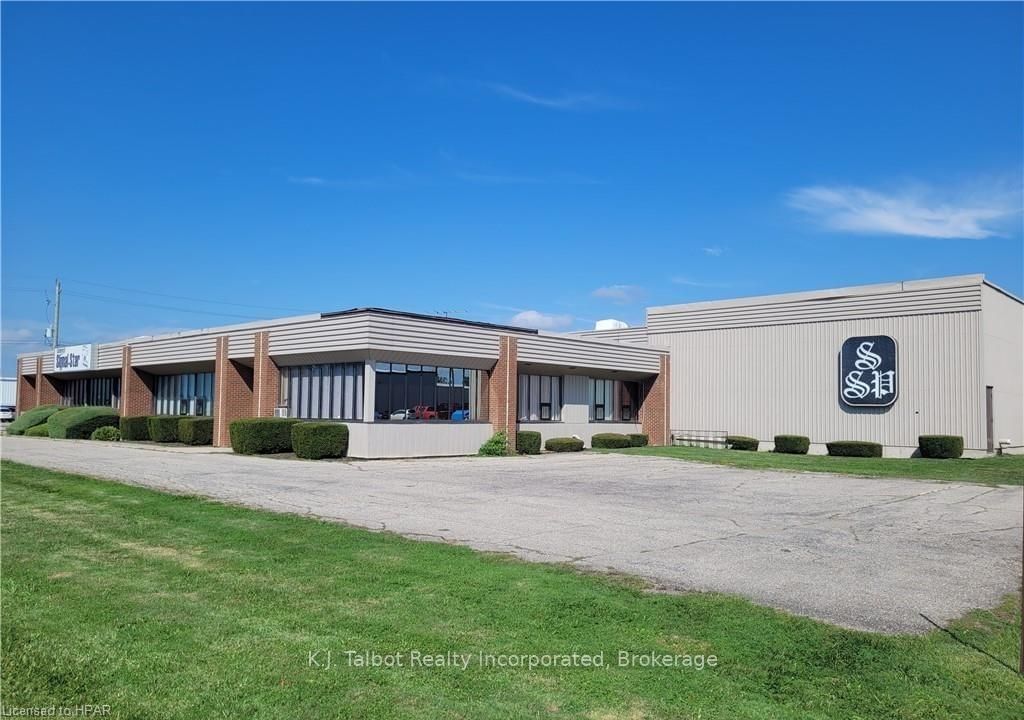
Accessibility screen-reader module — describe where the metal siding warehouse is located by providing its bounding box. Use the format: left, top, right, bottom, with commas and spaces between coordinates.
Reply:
577, 275, 1023, 457
15, 274, 1022, 458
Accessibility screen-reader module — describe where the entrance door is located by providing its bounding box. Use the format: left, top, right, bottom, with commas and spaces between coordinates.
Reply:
985, 386, 994, 453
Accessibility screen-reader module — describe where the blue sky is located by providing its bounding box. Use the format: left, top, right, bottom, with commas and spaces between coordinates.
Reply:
2, 2, 1021, 374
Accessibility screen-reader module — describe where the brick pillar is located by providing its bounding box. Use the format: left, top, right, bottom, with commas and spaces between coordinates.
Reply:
487, 335, 518, 450
641, 353, 670, 446
213, 336, 254, 448
120, 346, 155, 416
37, 358, 62, 406
17, 364, 38, 414
252, 331, 280, 417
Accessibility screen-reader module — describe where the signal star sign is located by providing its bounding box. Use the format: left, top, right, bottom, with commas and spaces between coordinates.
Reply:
840, 335, 898, 407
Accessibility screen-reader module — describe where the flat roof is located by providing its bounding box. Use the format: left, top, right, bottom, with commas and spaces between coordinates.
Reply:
321, 307, 539, 334
645, 273, 1022, 316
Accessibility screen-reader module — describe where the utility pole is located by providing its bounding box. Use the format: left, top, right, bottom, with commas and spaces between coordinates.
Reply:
52, 278, 62, 348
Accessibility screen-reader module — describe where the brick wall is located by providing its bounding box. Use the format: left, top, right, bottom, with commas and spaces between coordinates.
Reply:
213, 336, 254, 447
37, 360, 62, 406
487, 335, 518, 450
16, 364, 37, 414
640, 354, 670, 446
252, 331, 280, 418
120, 346, 155, 417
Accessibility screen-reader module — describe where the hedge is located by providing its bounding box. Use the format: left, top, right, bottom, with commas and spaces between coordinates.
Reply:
7, 405, 60, 435
826, 441, 882, 458
179, 417, 214, 446
120, 415, 151, 441
774, 435, 810, 455
24, 424, 50, 437
91, 426, 121, 442
628, 433, 649, 447
478, 431, 509, 456
591, 433, 631, 449
47, 406, 120, 440
292, 422, 349, 459
516, 430, 542, 455
545, 437, 584, 453
230, 417, 300, 455
919, 435, 964, 459
148, 416, 181, 443
727, 435, 759, 451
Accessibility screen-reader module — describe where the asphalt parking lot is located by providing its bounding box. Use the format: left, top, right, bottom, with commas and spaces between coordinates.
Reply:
3, 436, 1021, 633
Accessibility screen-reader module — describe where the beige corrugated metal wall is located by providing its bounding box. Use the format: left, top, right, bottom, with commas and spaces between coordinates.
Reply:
650, 311, 985, 452
981, 286, 1024, 447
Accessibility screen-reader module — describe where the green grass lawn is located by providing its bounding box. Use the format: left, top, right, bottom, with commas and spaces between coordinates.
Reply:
607, 446, 1024, 486
2, 460, 1022, 719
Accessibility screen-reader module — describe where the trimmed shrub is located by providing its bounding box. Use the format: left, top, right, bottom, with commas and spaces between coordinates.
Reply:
591, 433, 631, 449
478, 431, 510, 456
148, 416, 181, 443
545, 437, 584, 453
727, 435, 759, 451
47, 406, 120, 440
120, 415, 151, 441
7, 405, 60, 435
91, 426, 121, 442
292, 422, 349, 459
179, 417, 214, 446
628, 433, 649, 447
826, 441, 883, 458
774, 435, 810, 455
24, 423, 50, 437
919, 435, 964, 459
516, 430, 542, 455
230, 417, 300, 455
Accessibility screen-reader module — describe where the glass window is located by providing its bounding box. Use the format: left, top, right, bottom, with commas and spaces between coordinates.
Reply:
374, 362, 482, 421
60, 376, 121, 408
280, 363, 364, 421
589, 378, 639, 422
152, 372, 214, 416
517, 374, 562, 422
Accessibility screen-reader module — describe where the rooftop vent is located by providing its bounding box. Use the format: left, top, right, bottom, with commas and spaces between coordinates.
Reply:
594, 319, 629, 331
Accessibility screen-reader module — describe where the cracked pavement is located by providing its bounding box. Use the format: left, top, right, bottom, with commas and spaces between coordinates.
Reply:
3, 436, 1021, 633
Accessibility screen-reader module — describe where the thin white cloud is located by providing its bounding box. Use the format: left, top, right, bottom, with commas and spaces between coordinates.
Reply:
510, 310, 574, 330
591, 285, 646, 304
671, 277, 732, 289
702, 246, 724, 257
485, 83, 625, 111
787, 181, 1021, 239
287, 176, 327, 186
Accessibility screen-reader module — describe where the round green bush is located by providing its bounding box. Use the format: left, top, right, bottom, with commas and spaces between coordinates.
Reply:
120, 415, 152, 441
179, 417, 214, 446
148, 416, 181, 443
230, 417, 301, 455
516, 430, 542, 455
7, 405, 61, 435
591, 433, 631, 449
292, 422, 349, 459
90, 426, 121, 442
774, 435, 810, 455
47, 406, 120, 439
918, 435, 964, 459
826, 441, 882, 458
628, 433, 649, 447
727, 435, 759, 451
24, 423, 50, 437
478, 431, 509, 456
545, 437, 584, 452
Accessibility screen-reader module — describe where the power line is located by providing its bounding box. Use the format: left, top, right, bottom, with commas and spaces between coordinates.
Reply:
62, 291, 271, 321
56, 277, 311, 313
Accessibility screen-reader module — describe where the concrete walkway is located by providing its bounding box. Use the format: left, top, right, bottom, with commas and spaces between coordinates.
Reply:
3, 436, 1021, 634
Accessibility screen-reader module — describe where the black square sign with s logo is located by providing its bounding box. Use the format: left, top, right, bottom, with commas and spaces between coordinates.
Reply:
840, 335, 898, 407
